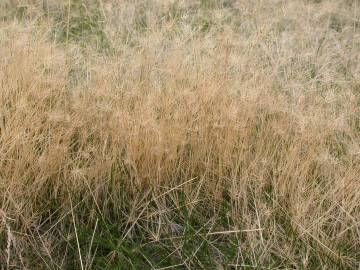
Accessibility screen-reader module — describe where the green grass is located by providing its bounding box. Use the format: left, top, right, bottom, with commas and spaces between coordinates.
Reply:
51, 0, 112, 52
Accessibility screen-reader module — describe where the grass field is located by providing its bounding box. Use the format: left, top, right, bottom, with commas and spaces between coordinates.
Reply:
0, 0, 360, 269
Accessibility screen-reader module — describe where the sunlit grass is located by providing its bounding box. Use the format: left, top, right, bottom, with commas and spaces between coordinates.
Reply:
0, 0, 360, 269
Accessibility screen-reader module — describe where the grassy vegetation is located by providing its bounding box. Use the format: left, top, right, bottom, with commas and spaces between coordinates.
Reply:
0, 0, 360, 269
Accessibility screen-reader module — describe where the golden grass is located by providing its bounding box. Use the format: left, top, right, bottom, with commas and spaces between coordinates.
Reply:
0, 0, 360, 268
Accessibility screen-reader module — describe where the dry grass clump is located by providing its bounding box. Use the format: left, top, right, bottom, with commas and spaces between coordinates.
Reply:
0, 0, 360, 269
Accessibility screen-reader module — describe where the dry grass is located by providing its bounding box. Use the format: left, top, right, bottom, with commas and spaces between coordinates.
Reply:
0, 0, 360, 269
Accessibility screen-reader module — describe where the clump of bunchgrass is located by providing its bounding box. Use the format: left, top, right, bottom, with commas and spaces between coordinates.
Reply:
0, 0, 360, 269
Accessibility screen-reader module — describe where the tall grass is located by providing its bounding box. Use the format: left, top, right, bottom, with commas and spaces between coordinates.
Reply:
0, 0, 360, 268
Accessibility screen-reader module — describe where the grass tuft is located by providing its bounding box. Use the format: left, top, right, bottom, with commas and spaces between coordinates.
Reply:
0, 0, 360, 269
